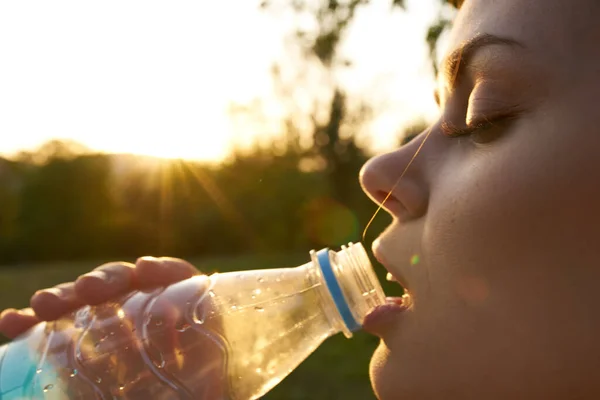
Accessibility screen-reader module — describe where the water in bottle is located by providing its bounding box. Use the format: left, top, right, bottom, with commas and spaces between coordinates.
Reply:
0, 242, 386, 399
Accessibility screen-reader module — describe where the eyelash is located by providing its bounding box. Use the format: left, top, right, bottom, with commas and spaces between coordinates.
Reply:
441, 113, 516, 139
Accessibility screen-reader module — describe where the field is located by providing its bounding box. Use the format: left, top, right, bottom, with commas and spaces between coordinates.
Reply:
0, 253, 392, 399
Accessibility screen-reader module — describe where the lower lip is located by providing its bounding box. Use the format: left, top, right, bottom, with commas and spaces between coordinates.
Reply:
362, 298, 408, 337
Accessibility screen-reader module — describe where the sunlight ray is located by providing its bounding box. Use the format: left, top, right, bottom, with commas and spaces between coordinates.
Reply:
181, 162, 262, 250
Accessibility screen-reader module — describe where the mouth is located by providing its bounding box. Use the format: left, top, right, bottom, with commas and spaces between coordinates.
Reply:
386, 272, 413, 309
372, 241, 413, 307
362, 242, 413, 337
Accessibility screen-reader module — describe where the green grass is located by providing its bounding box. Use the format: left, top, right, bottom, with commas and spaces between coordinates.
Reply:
0, 254, 381, 399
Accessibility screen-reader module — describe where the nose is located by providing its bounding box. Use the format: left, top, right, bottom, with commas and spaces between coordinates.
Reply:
360, 131, 430, 221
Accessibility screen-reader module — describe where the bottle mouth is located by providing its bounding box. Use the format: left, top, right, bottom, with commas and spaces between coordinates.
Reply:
312, 242, 386, 337
334, 243, 387, 325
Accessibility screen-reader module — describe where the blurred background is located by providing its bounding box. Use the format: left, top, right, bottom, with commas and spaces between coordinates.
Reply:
0, 0, 459, 398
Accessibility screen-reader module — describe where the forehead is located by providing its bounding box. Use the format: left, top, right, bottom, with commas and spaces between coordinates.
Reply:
445, 0, 600, 75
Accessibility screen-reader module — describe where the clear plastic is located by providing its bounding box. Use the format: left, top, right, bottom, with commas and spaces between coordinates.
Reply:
0, 242, 385, 400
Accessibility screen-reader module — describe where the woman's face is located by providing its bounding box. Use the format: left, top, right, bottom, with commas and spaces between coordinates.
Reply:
360, 1, 600, 398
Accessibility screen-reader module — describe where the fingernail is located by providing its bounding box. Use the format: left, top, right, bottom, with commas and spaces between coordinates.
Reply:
84, 270, 108, 281
43, 288, 64, 298
76, 270, 109, 288
19, 308, 36, 317
0, 308, 17, 319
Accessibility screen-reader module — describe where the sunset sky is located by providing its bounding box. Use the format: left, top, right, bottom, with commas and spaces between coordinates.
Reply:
0, 0, 443, 162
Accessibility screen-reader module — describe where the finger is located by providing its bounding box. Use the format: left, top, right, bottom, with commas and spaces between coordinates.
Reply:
135, 257, 199, 289
75, 262, 136, 305
30, 282, 84, 321
0, 308, 40, 339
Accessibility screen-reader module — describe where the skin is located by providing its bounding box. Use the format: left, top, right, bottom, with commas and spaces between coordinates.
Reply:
360, 0, 600, 398
0, 257, 199, 337
3, 0, 600, 398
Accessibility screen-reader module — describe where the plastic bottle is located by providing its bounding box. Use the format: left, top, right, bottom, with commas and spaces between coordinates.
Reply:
0, 242, 385, 399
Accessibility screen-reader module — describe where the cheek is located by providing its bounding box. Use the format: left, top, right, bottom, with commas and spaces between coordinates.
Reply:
421, 116, 600, 377
428, 114, 600, 285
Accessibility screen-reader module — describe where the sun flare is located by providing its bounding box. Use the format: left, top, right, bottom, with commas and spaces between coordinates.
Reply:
92, 132, 231, 162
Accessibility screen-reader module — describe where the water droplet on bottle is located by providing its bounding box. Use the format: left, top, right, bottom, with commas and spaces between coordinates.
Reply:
36, 368, 42, 374
257, 277, 265, 283
70, 369, 78, 377
155, 319, 163, 326
144, 314, 152, 325
118, 383, 125, 391
176, 322, 191, 332
154, 356, 166, 369
256, 368, 263, 373
253, 289, 262, 296
146, 344, 166, 368
254, 306, 264, 312
94, 340, 104, 350
231, 305, 238, 311
208, 290, 216, 297
95, 376, 102, 383
117, 309, 125, 319
193, 302, 207, 324
43, 384, 53, 392
74, 306, 93, 329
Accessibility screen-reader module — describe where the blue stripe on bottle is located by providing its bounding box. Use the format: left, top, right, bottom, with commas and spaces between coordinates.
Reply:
316, 248, 361, 333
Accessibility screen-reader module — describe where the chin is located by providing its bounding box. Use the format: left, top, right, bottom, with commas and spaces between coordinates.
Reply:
369, 341, 404, 400
369, 339, 440, 400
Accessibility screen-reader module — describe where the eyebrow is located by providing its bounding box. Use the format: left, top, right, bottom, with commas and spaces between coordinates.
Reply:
443, 33, 525, 90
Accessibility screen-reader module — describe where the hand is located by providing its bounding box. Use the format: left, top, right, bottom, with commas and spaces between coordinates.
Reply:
0, 257, 226, 399
0, 257, 198, 339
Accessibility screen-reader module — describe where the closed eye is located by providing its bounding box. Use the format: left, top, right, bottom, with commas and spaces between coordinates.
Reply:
441, 112, 520, 144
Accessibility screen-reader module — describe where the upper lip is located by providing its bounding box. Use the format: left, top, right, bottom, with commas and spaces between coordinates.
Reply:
372, 240, 411, 291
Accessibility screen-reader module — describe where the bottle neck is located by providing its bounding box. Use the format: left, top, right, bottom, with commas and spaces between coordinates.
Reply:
309, 243, 386, 338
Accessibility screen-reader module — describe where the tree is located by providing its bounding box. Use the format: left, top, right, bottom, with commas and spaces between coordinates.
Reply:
0, 158, 24, 262
253, 0, 460, 165
13, 141, 114, 261
425, 0, 462, 77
